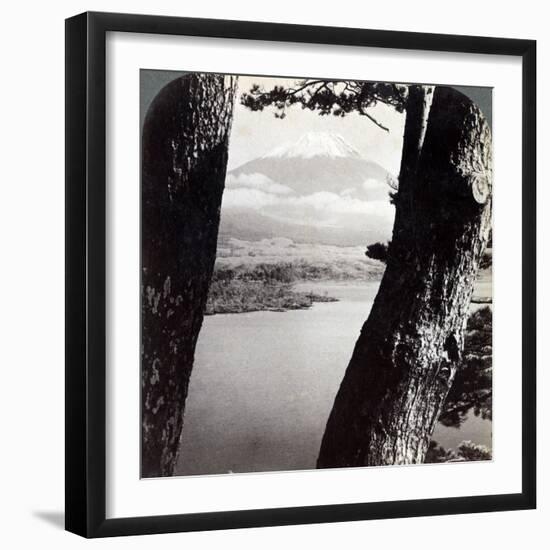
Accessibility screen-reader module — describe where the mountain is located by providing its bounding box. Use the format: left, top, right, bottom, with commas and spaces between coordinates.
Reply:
228, 132, 392, 200
223, 132, 395, 246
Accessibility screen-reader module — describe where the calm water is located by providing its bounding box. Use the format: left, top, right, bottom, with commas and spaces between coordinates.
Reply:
176, 282, 491, 476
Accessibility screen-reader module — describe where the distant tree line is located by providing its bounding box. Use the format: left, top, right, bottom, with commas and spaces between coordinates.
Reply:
212, 259, 382, 284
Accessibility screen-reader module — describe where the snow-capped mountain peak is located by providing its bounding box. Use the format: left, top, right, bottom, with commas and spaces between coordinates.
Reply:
262, 132, 362, 160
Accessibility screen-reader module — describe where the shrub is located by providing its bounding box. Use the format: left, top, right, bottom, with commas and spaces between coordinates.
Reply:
365, 242, 389, 263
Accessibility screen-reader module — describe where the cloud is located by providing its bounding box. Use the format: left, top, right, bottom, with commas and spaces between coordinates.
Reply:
363, 177, 383, 190
291, 192, 383, 215
222, 187, 279, 209
222, 188, 395, 230
225, 172, 294, 195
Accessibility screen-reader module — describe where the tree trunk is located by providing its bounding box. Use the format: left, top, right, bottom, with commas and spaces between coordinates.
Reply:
141, 74, 237, 478
317, 86, 492, 468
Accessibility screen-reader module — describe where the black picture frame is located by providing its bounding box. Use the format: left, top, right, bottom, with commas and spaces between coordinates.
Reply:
65, 11, 537, 538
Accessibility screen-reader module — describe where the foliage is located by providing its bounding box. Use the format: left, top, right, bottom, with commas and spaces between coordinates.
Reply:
365, 242, 389, 263
425, 440, 492, 463
241, 80, 407, 130
456, 440, 492, 461
425, 440, 458, 463
479, 248, 492, 270
438, 306, 492, 428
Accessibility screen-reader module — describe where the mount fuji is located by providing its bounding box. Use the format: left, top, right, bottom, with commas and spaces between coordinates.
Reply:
220, 132, 396, 246
228, 132, 392, 200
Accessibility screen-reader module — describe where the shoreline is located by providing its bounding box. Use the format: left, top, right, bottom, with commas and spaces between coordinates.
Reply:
205, 266, 492, 317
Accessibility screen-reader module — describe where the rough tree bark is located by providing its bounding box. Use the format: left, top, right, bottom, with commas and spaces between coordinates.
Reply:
141, 74, 237, 478
317, 86, 492, 468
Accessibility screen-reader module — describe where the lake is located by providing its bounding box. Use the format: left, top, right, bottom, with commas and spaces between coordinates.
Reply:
175, 281, 491, 476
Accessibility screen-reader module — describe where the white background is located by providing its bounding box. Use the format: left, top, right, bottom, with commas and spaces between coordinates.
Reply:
0, 1, 546, 548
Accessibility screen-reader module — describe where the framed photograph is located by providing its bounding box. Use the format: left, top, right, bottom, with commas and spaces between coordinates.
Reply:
65, 11, 536, 538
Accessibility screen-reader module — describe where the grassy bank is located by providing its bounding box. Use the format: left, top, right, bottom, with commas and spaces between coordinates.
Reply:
205, 262, 339, 315
205, 280, 337, 315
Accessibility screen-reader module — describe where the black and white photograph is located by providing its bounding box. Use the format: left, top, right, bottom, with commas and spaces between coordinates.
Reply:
141, 71, 493, 478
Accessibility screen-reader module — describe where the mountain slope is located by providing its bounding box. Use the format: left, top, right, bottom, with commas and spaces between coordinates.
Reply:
219, 208, 390, 247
